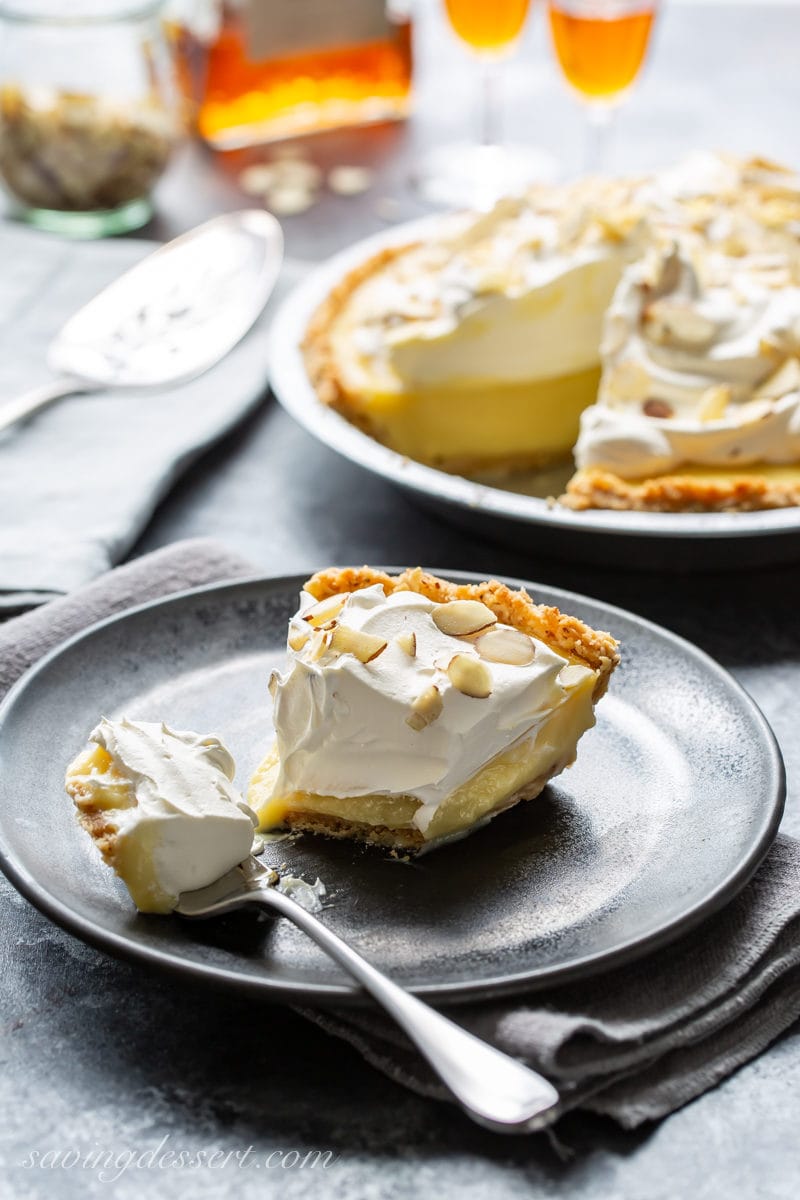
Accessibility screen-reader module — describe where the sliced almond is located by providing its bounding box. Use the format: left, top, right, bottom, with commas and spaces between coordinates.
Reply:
559, 663, 593, 689
604, 359, 652, 403
307, 629, 333, 662
396, 631, 416, 657
431, 600, 497, 638
303, 594, 347, 628
475, 627, 535, 666
268, 670, 279, 699
239, 163, 279, 195
447, 654, 492, 699
328, 165, 374, 196
754, 356, 800, 401
697, 384, 731, 423
595, 205, 644, 243
644, 300, 716, 347
406, 685, 443, 732
273, 158, 323, 189
734, 398, 774, 425
329, 624, 387, 664
288, 627, 311, 652
266, 184, 316, 216
642, 398, 674, 419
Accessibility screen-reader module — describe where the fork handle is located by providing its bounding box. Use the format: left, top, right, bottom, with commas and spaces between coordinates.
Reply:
0, 377, 92, 435
251, 885, 560, 1133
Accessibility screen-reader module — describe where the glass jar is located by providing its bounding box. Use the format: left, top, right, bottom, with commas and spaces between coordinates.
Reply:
0, 0, 182, 236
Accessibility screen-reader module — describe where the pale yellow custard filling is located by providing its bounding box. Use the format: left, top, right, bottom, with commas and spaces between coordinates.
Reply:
647, 463, 800, 485
337, 367, 601, 472
66, 744, 174, 913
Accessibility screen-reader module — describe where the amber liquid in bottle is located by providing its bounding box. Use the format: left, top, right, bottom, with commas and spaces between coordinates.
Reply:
549, 4, 654, 99
444, 0, 530, 53
198, 1, 413, 148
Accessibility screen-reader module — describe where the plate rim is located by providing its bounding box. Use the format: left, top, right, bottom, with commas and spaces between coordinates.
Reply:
268, 215, 800, 546
0, 570, 786, 1006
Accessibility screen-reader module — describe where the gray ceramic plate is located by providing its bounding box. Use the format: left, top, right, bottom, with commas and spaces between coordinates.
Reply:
0, 573, 784, 1005
268, 219, 800, 570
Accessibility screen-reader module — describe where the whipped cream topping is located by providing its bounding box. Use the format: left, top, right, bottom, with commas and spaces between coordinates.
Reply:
270, 585, 593, 834
334, 182, 651, 392
332, 154, 800, 403
78, 718, 257, 910
575, 243, 800, 477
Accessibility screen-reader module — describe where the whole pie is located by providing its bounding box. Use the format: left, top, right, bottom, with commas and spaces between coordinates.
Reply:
303, 154, 800, 512
248, 567, 619, 852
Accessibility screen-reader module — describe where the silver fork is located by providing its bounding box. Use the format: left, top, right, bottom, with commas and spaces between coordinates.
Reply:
176, 855, 559, 1134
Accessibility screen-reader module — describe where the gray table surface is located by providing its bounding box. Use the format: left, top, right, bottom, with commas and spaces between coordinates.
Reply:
4, 3, 800, 1197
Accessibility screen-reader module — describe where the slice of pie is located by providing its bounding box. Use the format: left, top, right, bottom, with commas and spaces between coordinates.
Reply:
248, 567, 619, 853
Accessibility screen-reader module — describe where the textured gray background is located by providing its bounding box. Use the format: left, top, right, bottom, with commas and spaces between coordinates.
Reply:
3, 2, 800, 1197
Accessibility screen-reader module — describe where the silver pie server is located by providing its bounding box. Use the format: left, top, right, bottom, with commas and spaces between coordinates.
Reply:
0, 210, 283, 435
176, 855, 560, 1134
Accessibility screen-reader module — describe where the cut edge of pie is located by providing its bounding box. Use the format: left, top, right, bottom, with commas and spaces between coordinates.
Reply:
301, 247, 596, 475
303, 243, 415, 420
248, 567, 619, 853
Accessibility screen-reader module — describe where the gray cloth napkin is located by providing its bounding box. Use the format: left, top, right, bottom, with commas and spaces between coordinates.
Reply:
0, 537, 254, 701
0, 222, 305, 611
1, 539, 797, 1132
302, 837, 800, 1129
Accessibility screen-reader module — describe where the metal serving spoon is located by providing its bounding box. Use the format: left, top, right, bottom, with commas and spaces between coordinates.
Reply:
0, 210, 284, 436
176, 855, 560, 1134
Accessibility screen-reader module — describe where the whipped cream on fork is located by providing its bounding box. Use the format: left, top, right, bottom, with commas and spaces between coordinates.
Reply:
67, 718, 257, 912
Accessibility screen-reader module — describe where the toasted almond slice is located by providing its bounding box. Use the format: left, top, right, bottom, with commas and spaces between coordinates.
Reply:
288, 627, 311, 652
266, 184, 316, 216
474, 627, 535, 666
239, 163, 279, 195
330, 624, 387, 664
754, 356, 800, 401
644, 300, 716, 347
431, 600, 497, 637
559, 663, 593, 688
642, 398, 674, 419
396, 631, 416, 657
328, 165, 374, 196
273, 158, 322, 189
697, 384, 731, 423
307, 629, 333, 662
268, 670, 279, 699
603, 359, 652, 403
759, 336, 783, 358
406, 685, 443, 731
735, 398, 774, 425
447, 654, 492, 699
303, 594, 348, 628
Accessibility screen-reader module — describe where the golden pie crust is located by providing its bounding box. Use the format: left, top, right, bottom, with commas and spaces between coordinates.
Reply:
304, 565, 619, 699
302, 244, 414, 427
562, 467, 800, 513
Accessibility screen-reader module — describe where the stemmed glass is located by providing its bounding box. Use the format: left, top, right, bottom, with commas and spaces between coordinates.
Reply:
417, 0, 556, 208
548, 0, 657, 171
